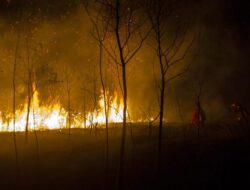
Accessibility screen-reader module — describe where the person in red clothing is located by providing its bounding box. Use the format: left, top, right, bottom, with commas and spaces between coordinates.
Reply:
192, 101, 206, 136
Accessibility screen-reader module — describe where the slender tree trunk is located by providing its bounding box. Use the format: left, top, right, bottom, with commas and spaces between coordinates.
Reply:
13, 35, 19, 177
32, 95, 40, 163
114, 0, 129, 188
66, 75, 71, 138
158, 73, 165, 169
197, 105, 201, 137
118, 62, 127, 189
25, 37, 31, 142
83, 94, 86, 128
90, 115, 93, 134
99, 42, 109, 179
93, 78, 98, 136
25, 71, 32, 142
156, 22, 166, 171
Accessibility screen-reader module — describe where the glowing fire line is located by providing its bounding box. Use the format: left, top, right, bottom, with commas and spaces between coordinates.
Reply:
0, 88, 124, 132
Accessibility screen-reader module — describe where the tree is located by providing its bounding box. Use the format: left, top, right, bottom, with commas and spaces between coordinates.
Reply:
20, 7, 42, 149
146, 0, 195, 169
24, 35, 32, 142
83, 0, 151, 187
84, 2, 110, 181
65, 70, 72, 138
12, 32, 20, 178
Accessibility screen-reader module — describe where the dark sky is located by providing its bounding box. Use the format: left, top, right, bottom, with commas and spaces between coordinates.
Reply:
1, 0, 249, 48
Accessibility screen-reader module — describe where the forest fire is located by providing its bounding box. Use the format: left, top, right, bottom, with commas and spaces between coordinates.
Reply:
0, 0, 249, 189
85, 91, 124, 127
0, 86, 124, 132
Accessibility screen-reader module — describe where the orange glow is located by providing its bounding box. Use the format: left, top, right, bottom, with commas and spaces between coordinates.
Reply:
0, 85, 125, 132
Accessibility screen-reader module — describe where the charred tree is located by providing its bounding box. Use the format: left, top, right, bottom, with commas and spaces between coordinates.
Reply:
93, 76, 98, 136
25, 37, 31, 142
113, 1, 151, 187
83, 93, 87, 128
83, 0, 151, 187
25, 70, 32, 142
13, 34, 20, 177
146, 0, 195, 170
66, 72, 71, 138
99, 42, 110, 177
85, 7, 109, 157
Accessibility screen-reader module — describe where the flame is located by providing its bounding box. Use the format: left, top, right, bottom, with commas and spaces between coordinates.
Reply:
0, 86, 125, 132
85, 91, 124, 127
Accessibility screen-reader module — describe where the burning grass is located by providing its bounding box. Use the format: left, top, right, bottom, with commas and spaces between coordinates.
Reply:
0, 85, 125, 132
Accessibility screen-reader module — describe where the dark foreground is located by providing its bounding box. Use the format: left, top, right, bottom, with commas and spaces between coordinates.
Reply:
0, 123, 250, 190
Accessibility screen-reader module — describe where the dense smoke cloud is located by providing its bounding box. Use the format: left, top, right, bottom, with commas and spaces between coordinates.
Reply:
0, 0, 249, 122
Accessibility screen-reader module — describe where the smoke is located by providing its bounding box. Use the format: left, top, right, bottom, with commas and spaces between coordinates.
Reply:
0, 0, 249, 123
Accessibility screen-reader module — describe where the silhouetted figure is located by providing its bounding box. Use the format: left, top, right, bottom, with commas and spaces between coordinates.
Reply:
231, 101, 249, 126
192, 101, 206, 136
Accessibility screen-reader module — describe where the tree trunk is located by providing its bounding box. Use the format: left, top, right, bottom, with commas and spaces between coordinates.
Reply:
25, 71, 32, 142
32, 98, 40, 163
83, 94, 86, 128
158, 74, 165, 170
157, 23, 166, 169
13, 35, 19, 177
99, 42, 109, 179
66, 75, 71, 138
114, 0, 129, 188
118, 63, 127, 188
93, 77, 98, 136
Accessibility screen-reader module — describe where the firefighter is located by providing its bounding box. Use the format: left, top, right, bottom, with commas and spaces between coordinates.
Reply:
192, 101, 206, 136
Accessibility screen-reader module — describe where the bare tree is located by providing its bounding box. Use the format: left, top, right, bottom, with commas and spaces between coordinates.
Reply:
13, 33, 20, 178
83, 91, 87, 129
84, 1, 151, 187
20, 33, 42, 163
146, 0, 195, 169
92, 76, 98, 136
65, 70, 72, 138
25, 36, 32, 142
20, 8, 42, 147
80, 71, 99, 134
84, 3, 110, 180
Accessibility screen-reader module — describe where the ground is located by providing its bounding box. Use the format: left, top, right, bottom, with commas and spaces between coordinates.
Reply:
0, 123, 250, 189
